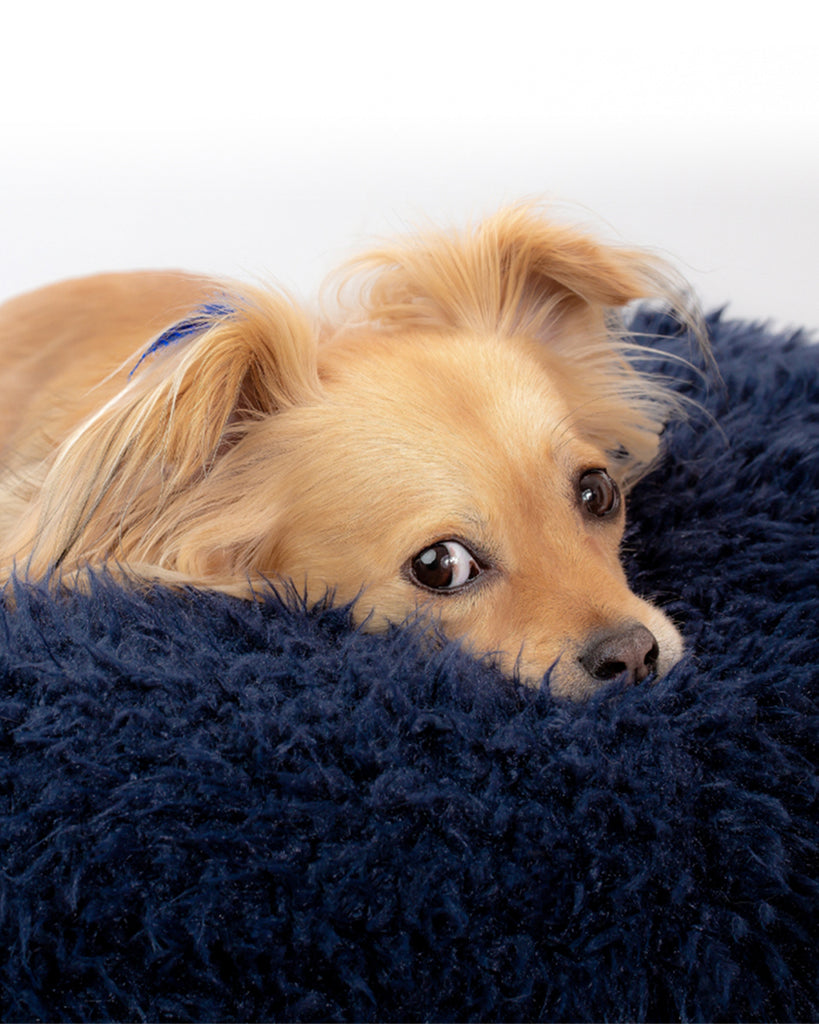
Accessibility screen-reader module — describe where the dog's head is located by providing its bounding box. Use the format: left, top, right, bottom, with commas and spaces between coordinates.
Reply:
29, 206, 700, 698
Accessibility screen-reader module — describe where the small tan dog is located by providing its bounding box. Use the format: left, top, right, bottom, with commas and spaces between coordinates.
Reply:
0, 205, 700, 698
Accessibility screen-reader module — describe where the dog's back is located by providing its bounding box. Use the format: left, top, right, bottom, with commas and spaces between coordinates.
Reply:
0, 271, 212, 459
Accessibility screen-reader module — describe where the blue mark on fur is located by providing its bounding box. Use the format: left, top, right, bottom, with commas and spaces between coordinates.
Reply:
130, 302, 235, 376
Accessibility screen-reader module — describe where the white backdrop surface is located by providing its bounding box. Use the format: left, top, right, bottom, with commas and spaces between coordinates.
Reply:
2, 1, 817, 330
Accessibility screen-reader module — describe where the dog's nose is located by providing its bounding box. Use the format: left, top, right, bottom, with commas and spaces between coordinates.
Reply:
579, 621, 659, 685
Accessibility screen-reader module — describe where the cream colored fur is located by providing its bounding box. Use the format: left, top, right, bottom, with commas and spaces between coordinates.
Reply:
0, 205, 702, 697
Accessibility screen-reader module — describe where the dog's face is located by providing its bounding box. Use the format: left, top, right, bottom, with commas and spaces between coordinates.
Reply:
7, 205, 695, 698
242, 327, 683, 697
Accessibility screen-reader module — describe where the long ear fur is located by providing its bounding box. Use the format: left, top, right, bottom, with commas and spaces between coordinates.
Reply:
10, 288, 321, 583
331, 203, 706, 484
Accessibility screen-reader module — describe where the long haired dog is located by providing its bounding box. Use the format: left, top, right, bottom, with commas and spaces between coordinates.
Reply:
0, 206, 700, 698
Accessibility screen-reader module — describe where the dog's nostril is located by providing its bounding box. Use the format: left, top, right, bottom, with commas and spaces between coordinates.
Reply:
579, 622, 660, 685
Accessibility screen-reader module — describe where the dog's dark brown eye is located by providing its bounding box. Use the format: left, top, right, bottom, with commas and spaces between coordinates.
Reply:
579, 469, 620, 518
410, 541, 481, 591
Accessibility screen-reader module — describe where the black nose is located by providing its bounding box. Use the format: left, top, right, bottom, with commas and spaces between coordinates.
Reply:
579, 621, 659, 685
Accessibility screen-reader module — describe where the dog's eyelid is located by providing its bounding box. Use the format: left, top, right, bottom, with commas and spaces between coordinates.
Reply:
407, 533, 493, 567
414, 521, 499, 568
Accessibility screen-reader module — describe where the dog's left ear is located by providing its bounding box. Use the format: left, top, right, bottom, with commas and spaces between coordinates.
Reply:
336, 204, 701, 486
336, 203, 682, 341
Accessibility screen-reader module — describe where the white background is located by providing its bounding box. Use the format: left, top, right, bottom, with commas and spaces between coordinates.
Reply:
2, 1, 817, 330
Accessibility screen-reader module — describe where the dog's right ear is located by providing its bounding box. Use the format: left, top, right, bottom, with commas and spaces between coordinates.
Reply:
21, 288, 321, 578
122, 291, 322, 471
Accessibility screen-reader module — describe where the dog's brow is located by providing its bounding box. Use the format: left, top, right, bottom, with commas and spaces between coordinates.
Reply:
430, 508, 491, 545
463, 510, 489, 532
455, 509, 495, 549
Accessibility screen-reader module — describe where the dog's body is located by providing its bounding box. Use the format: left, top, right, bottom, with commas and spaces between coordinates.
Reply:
0, 207, 698, 697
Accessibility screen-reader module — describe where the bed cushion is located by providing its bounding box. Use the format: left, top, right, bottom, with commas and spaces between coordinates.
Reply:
1, 309, 816, 1022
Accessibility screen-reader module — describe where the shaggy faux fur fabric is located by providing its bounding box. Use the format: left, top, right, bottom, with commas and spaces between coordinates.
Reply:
0, 310, 816, 1022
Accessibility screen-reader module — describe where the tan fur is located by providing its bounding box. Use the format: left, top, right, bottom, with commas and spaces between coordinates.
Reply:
0, 205, 701, 697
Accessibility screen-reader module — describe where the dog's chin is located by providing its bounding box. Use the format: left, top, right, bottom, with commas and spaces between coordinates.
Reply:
351, 584, 685, 700
539, 652, 676, 701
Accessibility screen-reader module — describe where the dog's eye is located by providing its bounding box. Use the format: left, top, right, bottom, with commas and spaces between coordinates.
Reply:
579, 469, 620, 518
410, 541, 481, 591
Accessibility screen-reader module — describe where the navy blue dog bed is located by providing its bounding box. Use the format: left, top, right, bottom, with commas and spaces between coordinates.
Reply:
1, 310, 816, 1022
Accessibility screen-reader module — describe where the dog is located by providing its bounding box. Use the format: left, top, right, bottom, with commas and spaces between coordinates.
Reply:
0, 205, 702, 698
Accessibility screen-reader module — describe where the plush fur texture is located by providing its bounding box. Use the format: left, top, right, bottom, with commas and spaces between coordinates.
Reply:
0, 207, 705, 697
0, 309, 816, 1022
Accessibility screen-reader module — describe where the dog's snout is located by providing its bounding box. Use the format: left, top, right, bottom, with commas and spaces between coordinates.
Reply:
579, 621, 660, 685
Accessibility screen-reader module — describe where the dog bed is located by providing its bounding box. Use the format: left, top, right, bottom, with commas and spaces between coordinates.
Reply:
0, 309, 816, 1022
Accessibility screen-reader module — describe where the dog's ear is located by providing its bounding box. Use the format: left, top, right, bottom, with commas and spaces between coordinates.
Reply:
122, 294, 321, 471
334, 204, 702, 488
335, 203, 683, 340
23, 290, 320, 579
